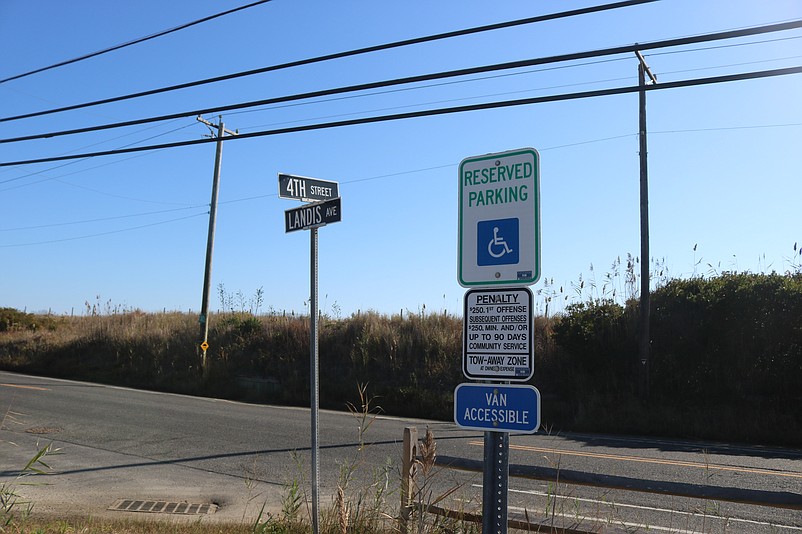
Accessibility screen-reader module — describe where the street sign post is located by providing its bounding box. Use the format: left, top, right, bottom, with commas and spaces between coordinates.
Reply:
458, 148, 540, 287
285, 197, 342, 233
279, 173, 339, 202
463, 286, 533, 381
279, 173, 341, 534
454, 383, 541, 433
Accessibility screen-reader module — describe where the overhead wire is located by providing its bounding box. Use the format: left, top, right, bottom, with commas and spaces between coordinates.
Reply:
644, 34, 802, 58
0, 118, 182, 177
7, 38, 794, 191
0, 120, 198, 189
0, 2, 668, 248
46, 173, 199, 206
227, 56, 632, 125
221, 121, 800, 194
234, 48, 800, 133
208, 121, 800, 206
0, 0, 274, 85
1, 65, 799, 169
5, 120, 796, 246
0, 212, 209, 248
0, 134, 640, 246
656, 54, 802, 78
202, 41, 800, 130
0, 205, 209, 232
0, 0, 659, 124
652, 123, 802, 135
1, 19, 799, 148
234, 74, 635, 133
204, 36, 801, 126
2, 6, 796, 249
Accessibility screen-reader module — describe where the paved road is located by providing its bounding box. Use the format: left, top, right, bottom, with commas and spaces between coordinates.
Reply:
1, 371, 801, 532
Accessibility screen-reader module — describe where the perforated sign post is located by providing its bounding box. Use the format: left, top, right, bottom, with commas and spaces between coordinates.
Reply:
458, 148, 540, 288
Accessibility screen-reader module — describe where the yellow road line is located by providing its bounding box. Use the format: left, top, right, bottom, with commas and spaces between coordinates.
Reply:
468, 440, 802, 479
0, 383, 50, 391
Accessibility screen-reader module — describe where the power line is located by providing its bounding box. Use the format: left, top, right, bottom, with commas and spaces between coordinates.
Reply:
0, 120, 196, 187
645, 34, 802, 59
0, 153, 150, 195
0, 205, 207, 232
231, 49, 797, 131
0, 0, 274, 85
2, 20, 799, 147
652, 123, 802, 134
47, 176, 199, 206
0, 212, 208, 248
225, 122, 797, 194
228, 56, 631, 125
1, 65, 799, 168
6, 140, 630, 237
227, 122, 800, 193
658, 54, 802, 78
6, 121, 795, 242
0, 0, 658, 124
234, 74, 634, 133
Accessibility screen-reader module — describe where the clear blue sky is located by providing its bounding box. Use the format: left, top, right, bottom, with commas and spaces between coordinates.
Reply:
1, 0, 800, 317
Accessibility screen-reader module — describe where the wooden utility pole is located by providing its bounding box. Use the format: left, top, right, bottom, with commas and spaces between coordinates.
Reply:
636, 51, 657, 399
197, 115, 237, 376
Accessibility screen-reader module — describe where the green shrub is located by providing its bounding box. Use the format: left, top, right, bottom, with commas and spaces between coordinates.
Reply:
552, 299, 637, 396
651, 272, 802, 402
0, 308, 57, 333
548, 272, 802, 443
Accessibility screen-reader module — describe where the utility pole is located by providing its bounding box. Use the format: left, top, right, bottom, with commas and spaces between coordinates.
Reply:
636, 51, 657, 400
197, 115, 237, 377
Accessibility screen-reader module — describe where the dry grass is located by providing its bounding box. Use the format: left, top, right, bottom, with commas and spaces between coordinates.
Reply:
2, 271, 801, 447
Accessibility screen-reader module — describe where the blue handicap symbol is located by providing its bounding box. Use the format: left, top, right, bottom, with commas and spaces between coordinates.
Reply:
477, 218, 519, 266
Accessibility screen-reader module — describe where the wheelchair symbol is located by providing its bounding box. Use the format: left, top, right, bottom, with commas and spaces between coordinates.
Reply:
488, 226, 513, 258
477, 218, 519, 266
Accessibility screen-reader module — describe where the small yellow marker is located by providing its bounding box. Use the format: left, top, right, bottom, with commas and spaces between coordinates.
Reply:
200, 341, 209, 351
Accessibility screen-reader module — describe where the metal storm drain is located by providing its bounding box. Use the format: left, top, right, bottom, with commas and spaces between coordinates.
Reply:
109, 499, 217, 515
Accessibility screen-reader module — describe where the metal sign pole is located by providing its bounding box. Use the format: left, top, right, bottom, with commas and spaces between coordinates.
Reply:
482, 430, 509, 534
279, 173, 340, 534
310, 226, 320, 534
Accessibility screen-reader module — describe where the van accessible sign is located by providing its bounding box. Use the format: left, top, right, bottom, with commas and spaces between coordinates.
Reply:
463, 286, 533, 381
458, 148, 540, 287
454, 383, 541, 433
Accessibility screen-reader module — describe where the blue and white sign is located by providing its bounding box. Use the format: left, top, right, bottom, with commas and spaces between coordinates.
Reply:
458, 148, 540, 287
477, 218, 520, 266
454, 383, 540, 433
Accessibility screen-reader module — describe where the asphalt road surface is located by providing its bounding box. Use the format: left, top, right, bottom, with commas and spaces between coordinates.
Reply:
1, 370, 801, 532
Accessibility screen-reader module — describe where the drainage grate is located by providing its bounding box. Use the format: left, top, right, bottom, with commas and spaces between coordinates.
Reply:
109, 499, 217, 515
